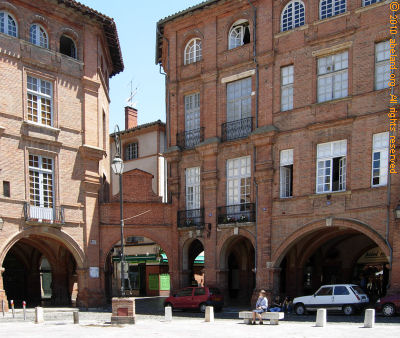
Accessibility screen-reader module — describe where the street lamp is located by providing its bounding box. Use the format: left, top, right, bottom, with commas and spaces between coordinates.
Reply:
112, 125, 125, 296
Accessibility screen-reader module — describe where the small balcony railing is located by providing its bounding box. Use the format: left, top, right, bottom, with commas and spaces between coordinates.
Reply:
24, 202, 65, 225
178, 208, 204, 228
221, 117, 253, 142
177, 127, 204, 149
217, 203, 255, 225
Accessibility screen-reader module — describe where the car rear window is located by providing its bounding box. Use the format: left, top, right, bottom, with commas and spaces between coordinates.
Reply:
351, 286, 366, 295
209, 288, 221, 295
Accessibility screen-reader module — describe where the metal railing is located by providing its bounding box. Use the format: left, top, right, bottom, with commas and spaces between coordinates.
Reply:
24, 202, 65, 225
217, 203, 255, 224
221, 117, 253, 142
177, 127, 204, 149
178, 208, 204, 228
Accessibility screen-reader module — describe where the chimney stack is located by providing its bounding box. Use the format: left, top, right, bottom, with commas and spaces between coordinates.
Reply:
125, 106, 138, 130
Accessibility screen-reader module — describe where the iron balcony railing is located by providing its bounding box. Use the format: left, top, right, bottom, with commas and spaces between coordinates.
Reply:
177, 127, 204, 149
217, 203, 255, 224
221, 117, 253, 142
178, 208, 205, 228
24, 202, 65, 225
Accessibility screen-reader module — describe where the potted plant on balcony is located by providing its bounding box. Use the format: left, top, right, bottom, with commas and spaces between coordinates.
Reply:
239, 215, 248, 223
185, 218, 194, 226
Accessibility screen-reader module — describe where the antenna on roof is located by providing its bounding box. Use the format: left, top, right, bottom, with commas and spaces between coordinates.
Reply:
126, 78, 139, 108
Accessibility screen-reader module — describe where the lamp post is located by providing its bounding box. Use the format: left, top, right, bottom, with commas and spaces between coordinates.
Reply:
111, 125, 125, 297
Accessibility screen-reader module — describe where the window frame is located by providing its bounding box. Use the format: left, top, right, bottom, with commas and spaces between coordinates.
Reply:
185, 93, 200, 132
317, 51, 348, 103
319, 0, 347, 20
125, 142, 138, 161
26, 75, 53, 126
316, 140, 347, 194
375, 40, 390, 90
281, 65, 294, 111
281, 0, 306, 32
184, 38, 202, 65
0, 11, 17, 37
226, 156, 251, 206
29, 154, 54, 209
30, 23, 49, 48
228, 19, 250, 50
226, 77, 252, 122
371, 132, 389, 187
280, 149, 294, 198
60, 34, 77, 59
185, 167, 200, 210
363, 0, 383, 6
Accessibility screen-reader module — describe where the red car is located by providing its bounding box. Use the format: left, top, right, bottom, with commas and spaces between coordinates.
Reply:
376, 294, 400, 317
164, 286, 224, 313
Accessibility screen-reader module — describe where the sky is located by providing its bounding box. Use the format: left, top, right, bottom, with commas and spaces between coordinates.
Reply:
78, 0, 202, 132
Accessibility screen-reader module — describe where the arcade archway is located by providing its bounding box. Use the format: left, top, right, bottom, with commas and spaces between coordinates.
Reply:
105, 236, 170, 300
275, 225, 389, 302
182, 239, 204, 287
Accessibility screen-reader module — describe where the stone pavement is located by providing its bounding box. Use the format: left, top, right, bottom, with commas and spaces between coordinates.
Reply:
0, 308, 399, 338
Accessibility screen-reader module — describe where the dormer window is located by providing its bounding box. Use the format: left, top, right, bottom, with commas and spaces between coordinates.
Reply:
30, 24, 48, 48
60, 35, 76, 59
0, 11, 17, 37
229, 20, 250, 50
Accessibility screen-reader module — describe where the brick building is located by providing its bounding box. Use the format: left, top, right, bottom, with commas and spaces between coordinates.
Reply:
0, 0, 123, 308
156, 0, 400, 305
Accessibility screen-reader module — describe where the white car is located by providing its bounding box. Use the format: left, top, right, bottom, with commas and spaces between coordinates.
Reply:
293, 284, 369, 315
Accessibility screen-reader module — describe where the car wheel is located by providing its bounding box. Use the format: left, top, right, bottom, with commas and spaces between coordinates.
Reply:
342, 304, 354, 316
382, 303, 396, 317
295, 303, 306, 315
199, 303, 207, 313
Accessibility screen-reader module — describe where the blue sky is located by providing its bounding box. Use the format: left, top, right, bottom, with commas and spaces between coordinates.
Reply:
79, 0, 202, 132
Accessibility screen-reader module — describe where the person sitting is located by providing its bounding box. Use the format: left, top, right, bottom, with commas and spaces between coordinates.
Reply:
269, 295, 282, 312
282, 296, 293, 313
251, 290, 268, 325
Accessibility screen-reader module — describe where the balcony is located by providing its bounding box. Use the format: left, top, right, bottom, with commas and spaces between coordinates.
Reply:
177, 127, 204, 149
217, 203, 255, 225
221, 117, 253, 142
178, 208, 204, 228
24, 202, 65, 225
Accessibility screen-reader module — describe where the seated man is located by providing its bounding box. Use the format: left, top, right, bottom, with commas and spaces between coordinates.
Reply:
251, 290, 268, 325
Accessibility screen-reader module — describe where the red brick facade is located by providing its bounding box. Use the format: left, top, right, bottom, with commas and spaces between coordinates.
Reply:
157, 0, 400, 302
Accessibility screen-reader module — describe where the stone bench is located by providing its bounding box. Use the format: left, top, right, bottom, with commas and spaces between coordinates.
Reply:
239, 311, 284, 325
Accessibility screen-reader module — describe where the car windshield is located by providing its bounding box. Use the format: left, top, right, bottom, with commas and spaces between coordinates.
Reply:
209, 288, 221, 295
351, 286, 366, 295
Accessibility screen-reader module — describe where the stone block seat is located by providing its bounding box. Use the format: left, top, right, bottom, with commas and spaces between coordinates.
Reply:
238, 311, 284, 325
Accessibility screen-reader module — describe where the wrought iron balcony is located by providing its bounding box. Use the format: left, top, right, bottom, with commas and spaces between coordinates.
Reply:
24, 202, 65, 225
178, 208, 204, 228
217, 203, 255, 225
221, 117, 253, 142
177, 127, 204, 149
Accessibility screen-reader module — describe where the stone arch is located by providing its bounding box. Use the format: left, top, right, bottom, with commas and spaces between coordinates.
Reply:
271, 217, 390, 268
217, 228, 255, 270
56, 27, 80, 59
182, 237, 204, 271
0, 227, 85, 270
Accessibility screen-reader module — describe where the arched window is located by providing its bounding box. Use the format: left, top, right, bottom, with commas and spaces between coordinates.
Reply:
184, 38, 202, 65
30, 24, 48, 48
363, 0, 383, 6
229, 19, 250, 50
320, 0, 346, 20
60, 35, 76, 59
281, 1, 305, 32
0, 11, 17, 37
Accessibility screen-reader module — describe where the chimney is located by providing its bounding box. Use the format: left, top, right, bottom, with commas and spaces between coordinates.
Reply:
125, 106, 138, 130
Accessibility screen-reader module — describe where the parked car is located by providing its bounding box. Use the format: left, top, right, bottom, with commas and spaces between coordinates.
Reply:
293, 284, 369, 315
164, 286, 224, 312
376, 294, 400, 317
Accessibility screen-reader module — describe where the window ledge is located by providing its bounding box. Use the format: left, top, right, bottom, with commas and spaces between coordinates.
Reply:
274, 25, 309, 39
22, 120, 61, 134
308, 190, 351, 198
217, 221, 255, 228
355, 1, 390, 14
0, 125, 5, 136
313, 12, 350, 26
312, 96, 352, 107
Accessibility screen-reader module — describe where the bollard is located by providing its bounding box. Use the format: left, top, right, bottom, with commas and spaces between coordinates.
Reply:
1, 300, 4, 317
10, 300, 15, 318
73, 311, 79, 324
205, 306, 214, 323
23, 301, 26, 321
316, 308, 326, 327
164, 306, 172, 322
35, 307, 44, 324
364, 309, 375, 328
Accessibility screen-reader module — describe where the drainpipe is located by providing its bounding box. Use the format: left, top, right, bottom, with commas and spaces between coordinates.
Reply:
247, 0, 259, 129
